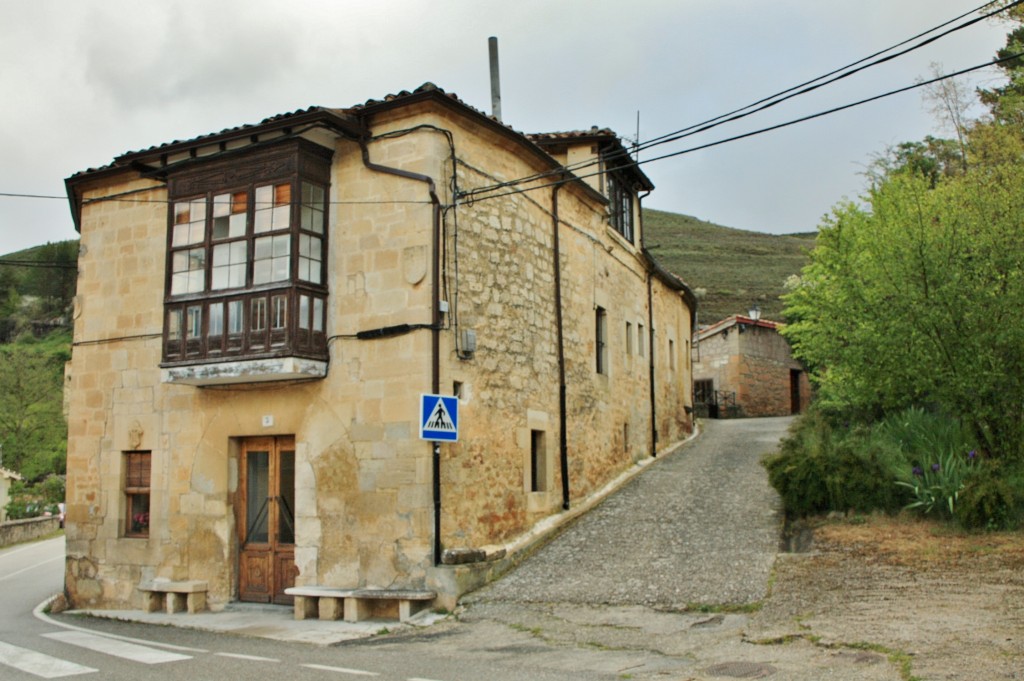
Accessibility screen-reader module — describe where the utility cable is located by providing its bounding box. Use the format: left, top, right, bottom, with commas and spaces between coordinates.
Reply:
461, 0, 1020, 200
459, 52, 1023, 205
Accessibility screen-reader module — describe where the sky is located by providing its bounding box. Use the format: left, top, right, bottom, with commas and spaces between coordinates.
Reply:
0, 0, 1013, 254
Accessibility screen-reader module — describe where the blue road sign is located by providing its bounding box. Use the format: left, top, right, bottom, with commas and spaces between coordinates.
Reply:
420, 394, 459, 442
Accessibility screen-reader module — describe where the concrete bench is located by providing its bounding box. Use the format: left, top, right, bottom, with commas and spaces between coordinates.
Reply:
284, 586, 436, 623
138, 579, 208, 614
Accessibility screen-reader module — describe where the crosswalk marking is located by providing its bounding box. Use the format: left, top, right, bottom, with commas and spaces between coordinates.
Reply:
302, 663, 380, 676
216, 652, 280, 662
41, 631, 192, 664
0, 640, 97, 678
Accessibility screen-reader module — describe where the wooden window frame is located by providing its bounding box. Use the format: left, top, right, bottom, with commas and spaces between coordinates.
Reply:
124, 451, 151, 538
162, 140, 331, 368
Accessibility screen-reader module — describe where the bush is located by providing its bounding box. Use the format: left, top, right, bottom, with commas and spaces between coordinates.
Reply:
764, 408, 910, 517
764, 406, 987, 519
955, 461, 1024, 530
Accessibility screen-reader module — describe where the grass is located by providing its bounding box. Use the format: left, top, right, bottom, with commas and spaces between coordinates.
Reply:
642, 209, 815, 323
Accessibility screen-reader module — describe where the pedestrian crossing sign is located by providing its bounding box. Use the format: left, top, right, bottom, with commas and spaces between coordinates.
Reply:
420, 394, 459, 442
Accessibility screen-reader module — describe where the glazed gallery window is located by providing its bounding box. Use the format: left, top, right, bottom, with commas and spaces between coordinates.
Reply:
169, 181, 325, 295
606, 172, 634, 243
124, 451, 151, 538
163, 141, 331, 366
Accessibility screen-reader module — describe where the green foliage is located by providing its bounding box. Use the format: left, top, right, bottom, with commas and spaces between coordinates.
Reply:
954, 460, 1024, 530
895, 449, 976, 518
3, 476, 65, 521
764, 408, 911, 517
0, 337, 68, 482
783, 165, 1024, 460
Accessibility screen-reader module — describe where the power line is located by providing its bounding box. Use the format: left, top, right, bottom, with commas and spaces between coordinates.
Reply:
458, 53, 1022, 206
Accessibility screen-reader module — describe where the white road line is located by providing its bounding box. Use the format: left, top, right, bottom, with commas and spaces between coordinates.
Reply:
0, 640, 97, 678
33, 599, 208, 654
215, 652, 280, 662
41, 631, 192, 664
408, 678, 447, 681
0, 555, 64, 583
302, 663, 380, 676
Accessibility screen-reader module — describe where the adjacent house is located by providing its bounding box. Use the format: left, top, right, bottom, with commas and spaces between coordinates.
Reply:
0, 467, 23, 523
63, 83, 697, 614
692, 312, 810, 418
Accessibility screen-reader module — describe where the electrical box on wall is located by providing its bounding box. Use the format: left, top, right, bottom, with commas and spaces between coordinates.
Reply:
462, 329, 477, 354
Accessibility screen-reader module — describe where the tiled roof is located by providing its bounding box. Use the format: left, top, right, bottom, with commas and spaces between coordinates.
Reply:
528, 127, 619, 143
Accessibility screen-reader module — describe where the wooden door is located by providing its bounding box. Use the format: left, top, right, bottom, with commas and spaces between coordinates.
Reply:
238, 436, 296, 605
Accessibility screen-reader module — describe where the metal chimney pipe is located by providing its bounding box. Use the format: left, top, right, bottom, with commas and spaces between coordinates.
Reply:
488, 36, 502, 121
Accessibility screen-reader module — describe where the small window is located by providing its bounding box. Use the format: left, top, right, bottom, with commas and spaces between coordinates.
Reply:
638, 323, 645, 357
669, 339, 676, 371
595, 307, 608, 374
625, 322, 633, 355
530, 430, 547, 492
125, 451, 151, 538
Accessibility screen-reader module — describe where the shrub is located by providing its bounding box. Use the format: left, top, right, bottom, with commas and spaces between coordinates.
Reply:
955, 461, 1024, 530
764, 408, 909, 517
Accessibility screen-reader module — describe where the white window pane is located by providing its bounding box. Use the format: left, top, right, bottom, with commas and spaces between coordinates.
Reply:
213, 194, 230, 217
299, 295, 310, 330
254, 237, 272, 260
186, 306, 202, 338
229, 212, 246, 238
228, 301, 244, 334
254, 209, 272, 233
188, 248, 205, 270
273, 235, 290, 257
172, 223, 189, 247
229, 263, 245, 288
313, 298, 324, 332
209, 304, 224, 336
253, 260, 271, 285
188, 270, 205, 292
272, 257, 289, 282
167, 309, 182, 340
212, 268, 227, 290
231, 241, 247, 261
272, 205, 290, 229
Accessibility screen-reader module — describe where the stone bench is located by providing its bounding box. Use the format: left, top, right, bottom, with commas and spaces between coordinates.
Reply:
284, 586, 436, 623
138, 579, 208, 614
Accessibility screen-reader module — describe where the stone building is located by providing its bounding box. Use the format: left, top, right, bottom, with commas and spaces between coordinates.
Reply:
0, 467, 22, 523
63, 83, 697, 614
693, 313, 810, 418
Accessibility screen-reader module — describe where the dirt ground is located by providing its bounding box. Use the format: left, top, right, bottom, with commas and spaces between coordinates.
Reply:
752, 515, 1024, 680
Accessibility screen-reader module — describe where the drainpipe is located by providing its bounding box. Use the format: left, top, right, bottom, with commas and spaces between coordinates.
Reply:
358, 137, 444, 565
647, 273, 657, 457
638, 190, 657, 458
552, 183, 570, 510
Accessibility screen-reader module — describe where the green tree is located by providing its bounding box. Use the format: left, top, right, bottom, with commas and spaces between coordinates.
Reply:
783, 166, 1024, 459
0, 343, 67, 481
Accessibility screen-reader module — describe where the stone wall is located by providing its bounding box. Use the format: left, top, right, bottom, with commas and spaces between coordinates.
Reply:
0, 517, 61, 547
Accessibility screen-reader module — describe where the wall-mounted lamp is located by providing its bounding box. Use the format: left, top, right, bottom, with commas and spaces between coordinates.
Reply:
748, 305, 761, 322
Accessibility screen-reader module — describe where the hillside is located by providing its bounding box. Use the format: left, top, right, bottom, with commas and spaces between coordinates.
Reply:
642, 209, 816, 324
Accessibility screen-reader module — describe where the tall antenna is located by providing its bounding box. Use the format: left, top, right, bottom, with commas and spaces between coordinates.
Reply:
488, 37, 503, 122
